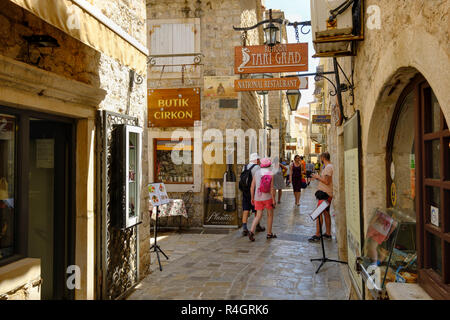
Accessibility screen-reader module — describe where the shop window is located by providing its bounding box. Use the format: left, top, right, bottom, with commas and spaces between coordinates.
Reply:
428, 233, 442, 276
154, 139, 194, 184
425, 139, 441, 179
0, 114, 15, 261
418, 81, 450, 299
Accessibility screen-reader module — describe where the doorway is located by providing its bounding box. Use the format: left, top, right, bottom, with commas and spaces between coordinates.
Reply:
28, 119, 74, 299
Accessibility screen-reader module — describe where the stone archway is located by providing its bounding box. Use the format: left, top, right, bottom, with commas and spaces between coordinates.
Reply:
361, 26, 450, 224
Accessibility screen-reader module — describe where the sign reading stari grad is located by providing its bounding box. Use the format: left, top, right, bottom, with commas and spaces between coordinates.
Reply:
235, 76, 308, 92
148, 88, 201, 127
234, 43, 308, 74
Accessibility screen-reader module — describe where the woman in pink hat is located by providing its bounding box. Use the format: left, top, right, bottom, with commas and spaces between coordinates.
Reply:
248, 157, 277, 241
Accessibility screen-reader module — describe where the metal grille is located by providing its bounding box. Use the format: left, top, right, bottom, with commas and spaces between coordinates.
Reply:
97, 110, 139, 300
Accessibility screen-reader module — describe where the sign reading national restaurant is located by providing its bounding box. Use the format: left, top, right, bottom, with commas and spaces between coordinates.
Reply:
235, 76, 308, 92
234, 43, 308, 74
148, 88, 201, 127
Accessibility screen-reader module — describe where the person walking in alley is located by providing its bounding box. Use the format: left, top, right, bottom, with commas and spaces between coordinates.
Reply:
306, 160, 315, 186
239, 153, 265, 236
272, 156, 288, 204
289, 155, 305, 206
249, 158, 277, 241
309, 152, 333, 242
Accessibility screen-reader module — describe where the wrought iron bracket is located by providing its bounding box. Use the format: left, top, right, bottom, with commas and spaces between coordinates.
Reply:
147, 53, 205, 67
281, 58, 354, 124
232, 9, 311, 35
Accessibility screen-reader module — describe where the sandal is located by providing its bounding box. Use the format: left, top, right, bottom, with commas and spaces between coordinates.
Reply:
248, 231, 255, 242
266, 233, 277, 239
323, 234, 332, 240
308, 235, 321, 242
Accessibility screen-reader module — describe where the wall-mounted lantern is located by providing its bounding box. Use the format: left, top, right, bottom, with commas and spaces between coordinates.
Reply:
263, 22, 280, 47
251, 73, 273, 95
286, 89, 301, 112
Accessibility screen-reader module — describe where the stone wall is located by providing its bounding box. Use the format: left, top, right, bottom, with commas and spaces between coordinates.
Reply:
0, 0, 151, 294
146, 0, 265, 227
0, 1, 99, 86
320, 0, 449, 298
92, 0, 150, 283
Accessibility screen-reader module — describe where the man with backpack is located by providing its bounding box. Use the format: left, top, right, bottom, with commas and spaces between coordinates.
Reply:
239, 153, 265, 236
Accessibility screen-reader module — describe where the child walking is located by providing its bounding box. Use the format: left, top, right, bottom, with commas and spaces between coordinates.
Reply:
248, 158, 277, 241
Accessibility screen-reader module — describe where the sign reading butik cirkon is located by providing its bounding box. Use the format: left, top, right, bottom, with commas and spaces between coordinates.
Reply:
148, 88, 201, 127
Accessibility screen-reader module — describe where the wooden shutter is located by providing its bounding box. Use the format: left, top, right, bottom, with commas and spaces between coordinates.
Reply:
148, 19, 199, 74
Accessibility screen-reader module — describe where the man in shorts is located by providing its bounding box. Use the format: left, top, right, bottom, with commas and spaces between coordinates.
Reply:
241, 153, 265, 236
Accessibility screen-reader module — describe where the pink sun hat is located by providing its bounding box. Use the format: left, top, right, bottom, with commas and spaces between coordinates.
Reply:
260, 157, 272, 168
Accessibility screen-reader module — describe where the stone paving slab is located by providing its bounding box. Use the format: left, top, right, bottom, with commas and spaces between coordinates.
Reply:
128, 181, 350, 300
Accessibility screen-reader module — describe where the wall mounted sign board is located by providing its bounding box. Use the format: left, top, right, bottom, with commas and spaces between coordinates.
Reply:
234, 43, 308, 74
148, 88, 201, 127
343, 110, 364, 299
234, 76, 308, 92
219, 99, 238, 108
312, 115, 332, 124
204, 76, 238, 99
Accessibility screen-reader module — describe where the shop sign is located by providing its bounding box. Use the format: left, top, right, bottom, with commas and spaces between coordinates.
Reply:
344, 111, 364, 299
314, 144, 321, 154
234, 77, 308, 92
286, 145, 296, 150
148, 88, 201, 127
204, 76, 238, 99
312, 115, 332, 124
234, 43, 308, 74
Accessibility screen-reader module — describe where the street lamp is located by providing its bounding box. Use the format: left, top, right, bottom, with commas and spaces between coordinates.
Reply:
251, 73, 273, 95
286, 89, 301, 112
263, 23, 280, 47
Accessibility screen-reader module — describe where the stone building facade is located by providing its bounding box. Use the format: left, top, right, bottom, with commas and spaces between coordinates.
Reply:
315, 0, 449, 299
0, 0, 150, 300
146, 0, 265, 228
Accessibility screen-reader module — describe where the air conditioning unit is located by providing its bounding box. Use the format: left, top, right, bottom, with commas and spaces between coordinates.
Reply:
310, 0, 364, 57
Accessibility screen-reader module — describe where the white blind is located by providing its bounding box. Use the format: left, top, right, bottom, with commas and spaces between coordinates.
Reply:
148, 20, 198, 73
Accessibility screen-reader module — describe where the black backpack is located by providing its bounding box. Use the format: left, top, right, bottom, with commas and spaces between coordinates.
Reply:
239, 164, 257, 193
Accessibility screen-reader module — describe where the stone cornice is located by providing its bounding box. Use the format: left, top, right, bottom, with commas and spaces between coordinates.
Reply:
0, 55, 106, 107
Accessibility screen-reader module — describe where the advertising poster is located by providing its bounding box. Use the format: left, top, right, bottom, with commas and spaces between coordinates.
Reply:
204, 76, 238, 99
344, 111, 365, 299
203, 142, 238, 227
148, 183, 170, 207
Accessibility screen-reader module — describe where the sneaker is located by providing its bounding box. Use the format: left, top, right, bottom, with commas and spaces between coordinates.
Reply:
248, 231, 255, 242
242, 229, 249, 236
255, 224, 265, 232
308, 235, 321, 242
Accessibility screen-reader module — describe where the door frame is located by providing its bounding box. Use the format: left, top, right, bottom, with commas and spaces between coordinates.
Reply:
0, 105, 76, 299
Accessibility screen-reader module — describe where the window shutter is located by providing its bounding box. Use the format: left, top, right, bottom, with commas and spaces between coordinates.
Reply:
148, 22, 197, 73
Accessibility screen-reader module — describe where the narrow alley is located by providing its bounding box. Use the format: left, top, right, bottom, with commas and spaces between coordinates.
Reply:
128, 182, 350, 300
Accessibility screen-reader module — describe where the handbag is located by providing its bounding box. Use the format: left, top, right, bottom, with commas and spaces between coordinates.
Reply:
315, 190, 329, 200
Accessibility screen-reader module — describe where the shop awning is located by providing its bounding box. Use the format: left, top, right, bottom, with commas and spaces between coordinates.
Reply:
9, 0, 148, 75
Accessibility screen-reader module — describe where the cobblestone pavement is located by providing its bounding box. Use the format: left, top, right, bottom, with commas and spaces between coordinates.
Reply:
128, 181, 350, 300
